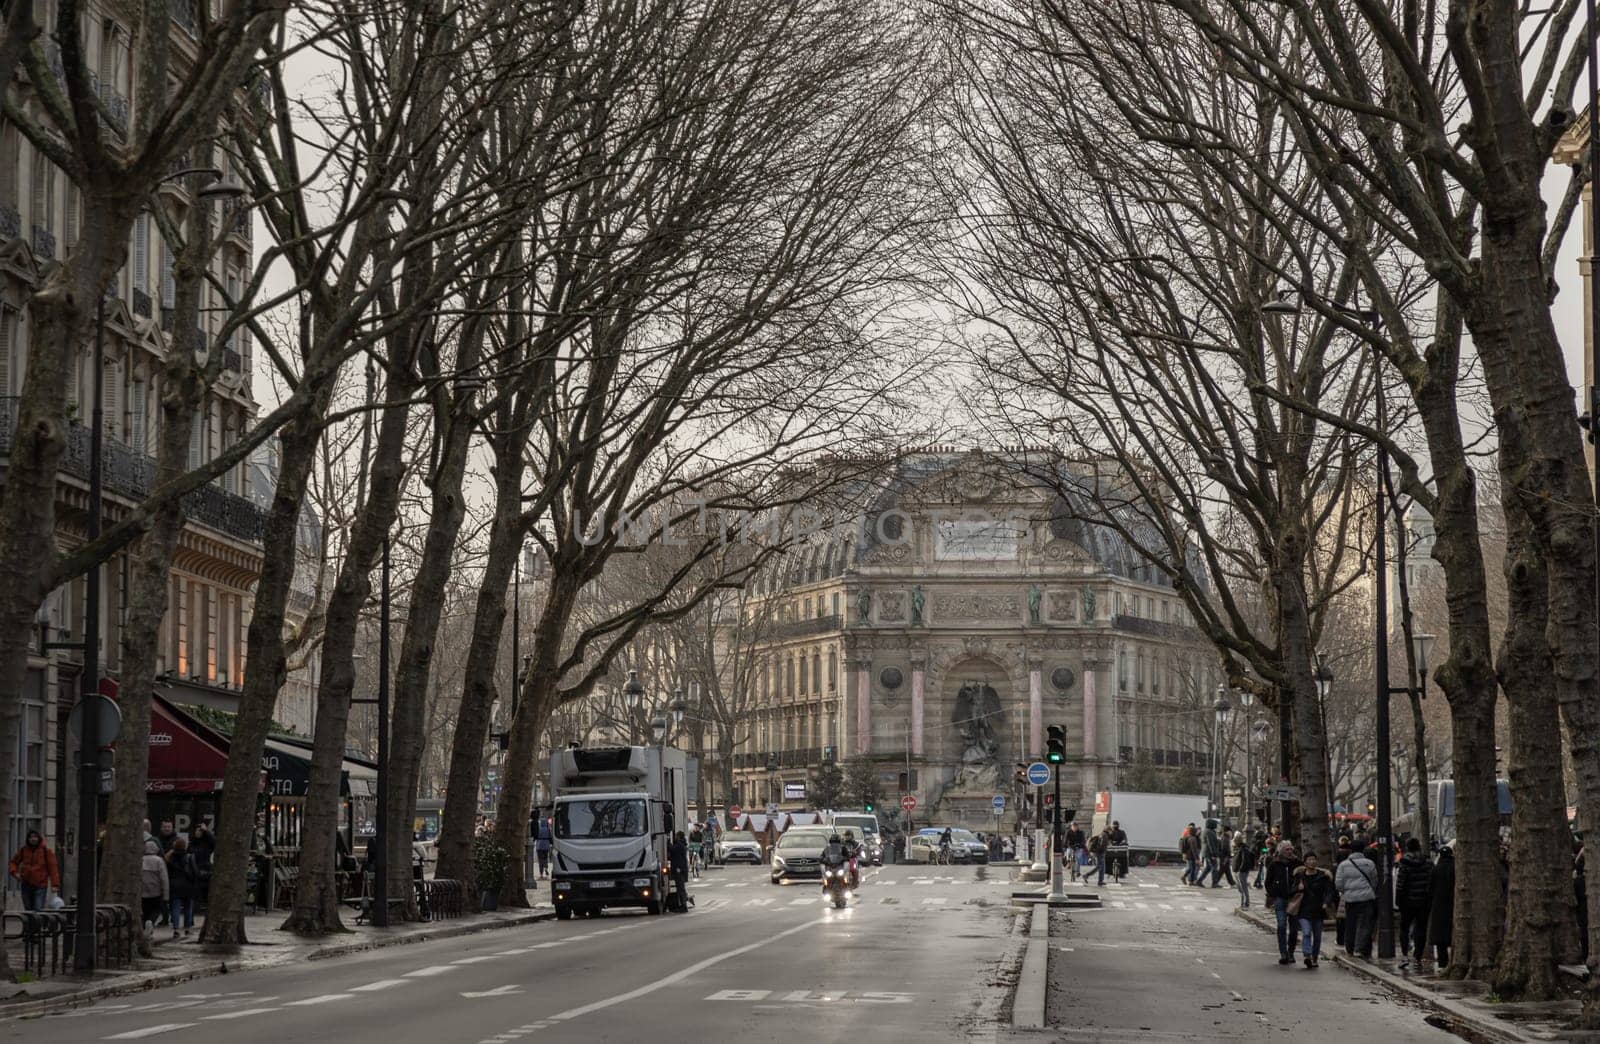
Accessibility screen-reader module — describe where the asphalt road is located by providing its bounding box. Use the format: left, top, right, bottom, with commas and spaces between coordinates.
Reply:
1023, 867, 1458, 1042
24, 863, 1024, 1044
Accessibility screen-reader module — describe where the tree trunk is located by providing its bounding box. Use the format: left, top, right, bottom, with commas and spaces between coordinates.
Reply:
281, 374, 414, 935
433, 424, 525, 888
384, 399, 473, 915
100, 369, 205, 946
201, 403, 328, 945
1273, 560, 1332, 867
1493, 503, 1577, 998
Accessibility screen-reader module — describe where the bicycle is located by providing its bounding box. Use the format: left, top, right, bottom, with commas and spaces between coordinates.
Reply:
935, 843, 955, 867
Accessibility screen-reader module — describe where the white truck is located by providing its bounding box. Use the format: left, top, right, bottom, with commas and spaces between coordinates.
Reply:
1089, 790, 1210, 866
549, 745, 687, 919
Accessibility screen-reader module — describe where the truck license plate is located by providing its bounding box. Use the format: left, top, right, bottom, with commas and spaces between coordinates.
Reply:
588, 880, 615, 889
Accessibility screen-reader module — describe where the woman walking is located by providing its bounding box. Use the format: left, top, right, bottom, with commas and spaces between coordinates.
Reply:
1291, 851, 1337, 968
140, 840, 169, 936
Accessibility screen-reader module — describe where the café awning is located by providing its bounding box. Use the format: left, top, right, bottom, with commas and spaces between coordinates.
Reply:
147, 695, 229, 794
261, 737, 378, 798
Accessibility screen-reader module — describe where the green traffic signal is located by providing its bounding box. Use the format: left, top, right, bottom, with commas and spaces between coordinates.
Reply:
864, 802, 874, 812
1046, 724, 1066, 764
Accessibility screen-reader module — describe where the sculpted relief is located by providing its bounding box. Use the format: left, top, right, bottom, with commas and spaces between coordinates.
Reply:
932, 593, 1019, 622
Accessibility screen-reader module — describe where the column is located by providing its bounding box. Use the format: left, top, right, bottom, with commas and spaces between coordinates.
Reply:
1028, 661, 1043, 757
910, 661, 925, 757
1082, 661, 1097, 763
855, 660, 873, 755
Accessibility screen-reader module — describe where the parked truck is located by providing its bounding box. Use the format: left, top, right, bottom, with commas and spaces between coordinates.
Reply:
549, 745, 687, 919
1089, 790, 1210, 866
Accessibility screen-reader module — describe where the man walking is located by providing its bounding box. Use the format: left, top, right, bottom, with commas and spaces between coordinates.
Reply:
1201, 819, 1226, 887
1180, 824, 1200, 885
1232, 827, 1256, 908
1219, 825, 1237, 887
1395, 837, 1433, 968
1264, 840, 1301, 964
7, 830, 59, 911
1065, 821, 1086, 881
1334, 841, 1379, 958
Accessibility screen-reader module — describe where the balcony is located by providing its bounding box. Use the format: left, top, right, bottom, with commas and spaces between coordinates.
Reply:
769, 613, 842, 640
227, 204, 252, 246
0, 204, 19, 240
132, 288, 152, 318
32, 225, 54, 261
0, 397, 266, 545
224, 348, 242, 373
1111, 614, 1200, 641
171, 0, 199, 37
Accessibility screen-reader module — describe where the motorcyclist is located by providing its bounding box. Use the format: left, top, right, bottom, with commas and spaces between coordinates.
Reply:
820, 833, 848, 893
841, 830, 861, 889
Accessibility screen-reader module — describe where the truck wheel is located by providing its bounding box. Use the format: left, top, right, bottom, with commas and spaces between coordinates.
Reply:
556, 907, 572, 921
1135, 854, 1150, 868
646, 899, 662, 916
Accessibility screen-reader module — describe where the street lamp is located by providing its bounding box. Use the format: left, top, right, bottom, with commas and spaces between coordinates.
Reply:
73, 165, 246, 970
650, 713, 668, 746
670, 689, 686, 728
1210, 691, 1232, 821
1235, 687, 1255, 826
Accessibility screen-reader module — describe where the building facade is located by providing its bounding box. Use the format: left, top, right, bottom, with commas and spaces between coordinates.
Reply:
1, 0, 275, 897
730, 450, 1218, 829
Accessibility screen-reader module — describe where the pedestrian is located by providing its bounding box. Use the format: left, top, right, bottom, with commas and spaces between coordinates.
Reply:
1204, 820, 1227, 887
141, 839, 169, 936
1396, 837, 1433, 968
190, 822, 216, 909
1254, 830, 1270, 888
1429, 844, 1456, 968
1090, 829, 1108, 887
1265, 840, 1301, 964
1291, 851, 1336, 968
156, 819, 177, 853
7, 830, 60, 911
1065, 821, 1086, 881
668, 831, 692, 911
1232, 828, 1256, 908
165, 836, 200, 938
536, 817, 552, 879
1107, 821, 1130, 883
1180, 823, 1199, 885
1334, 841, 1379, 958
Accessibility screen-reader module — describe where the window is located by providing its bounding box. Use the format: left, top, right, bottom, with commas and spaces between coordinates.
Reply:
811, 651, 820, 694
0, 122, 18, 209
0, 308, 15, 397
1117, 650, 1127, 692
29, 150, 51, 232
798, 655, 808, 695
8, 670, 45, 892
827, 650, 837, 691
133, 213, 149, 291
831, 592, 840, 617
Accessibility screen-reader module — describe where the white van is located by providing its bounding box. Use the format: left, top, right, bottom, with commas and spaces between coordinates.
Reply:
828, 812, 883, 864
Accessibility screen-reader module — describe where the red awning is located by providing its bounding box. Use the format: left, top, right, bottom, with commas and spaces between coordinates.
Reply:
147, 696, 229, 794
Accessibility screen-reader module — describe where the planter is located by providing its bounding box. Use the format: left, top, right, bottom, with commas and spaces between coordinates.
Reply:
480, 890, 500, 911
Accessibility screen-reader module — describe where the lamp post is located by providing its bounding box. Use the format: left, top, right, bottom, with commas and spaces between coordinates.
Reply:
73, 169, 242, 971
1210, 693, 1232, 821
1235, 687, 1255, 826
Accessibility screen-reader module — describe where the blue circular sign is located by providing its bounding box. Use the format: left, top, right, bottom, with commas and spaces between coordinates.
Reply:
1026, 761, 1052, 786
991, 794, 1006, 810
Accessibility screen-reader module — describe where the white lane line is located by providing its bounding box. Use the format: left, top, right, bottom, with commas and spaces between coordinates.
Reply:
1138, 883, 1160, 889
202, 1008, 281, 1021
547, 916, 827, 1021
126, 1001, 203, 1013
1111, 901, 1126, 908
1206, 907, 1219, 913
493, 948, 534, 955
747, 898, 773, 906
350, 980, 406, 992
1158, 903, 1173, 910
452, 955, 502, 964
788, 897, 815, 906
282, 994, 353, 1006
922, 897, 948, 905
724, 882, 748, 888
1135, 902, 1149, 909
404, 966, 456, 977
106, 1025, 197, 1039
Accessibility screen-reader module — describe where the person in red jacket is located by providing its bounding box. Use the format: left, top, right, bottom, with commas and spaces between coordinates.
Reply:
8, 830, 61, 910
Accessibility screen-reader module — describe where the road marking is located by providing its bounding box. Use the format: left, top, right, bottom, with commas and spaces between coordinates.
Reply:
1138, 883, 1160, 889
202, 1008, 280, 1020
1135, 902, 1149, 909
282, 994, 352, 1006
126, 1001, 203, 1013
747, 898, 773, 906
1111, 901, 1126, 908
493, 947, 535, 955
1158, 903, 1173, 910
350, 980, 406, 992
404, 966, 456, 977
106, 1026, 197, 1039
452, 955, 502, 964
724, 882, 748, 888
462, 985, 523, 998
546, 916, 827, 1021
789, 897, 815, 906
922, 897, 948, 905
1206, 907, 1218, 913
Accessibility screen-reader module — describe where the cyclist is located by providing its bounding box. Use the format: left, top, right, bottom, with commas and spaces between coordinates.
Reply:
688, 823, 704, 877
938, 826, 954, 865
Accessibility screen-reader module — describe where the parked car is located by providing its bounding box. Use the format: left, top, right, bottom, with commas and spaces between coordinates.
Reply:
717, 830, 763, 864
770, 827, 832, 883
912, 827, 990, 864
905, 834, 941, 863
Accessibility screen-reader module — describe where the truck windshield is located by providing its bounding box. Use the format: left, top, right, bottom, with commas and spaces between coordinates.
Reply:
556, 799, 648, 839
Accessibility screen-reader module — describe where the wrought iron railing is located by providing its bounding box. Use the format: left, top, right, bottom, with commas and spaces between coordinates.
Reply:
1111, 614, 1200, 640
769, 614, 842, 639
0, 204, 20, 240
132, 288, 152, 318
0, 397, 266, 544
32, 225, 54, 260
171, 0, 199, 37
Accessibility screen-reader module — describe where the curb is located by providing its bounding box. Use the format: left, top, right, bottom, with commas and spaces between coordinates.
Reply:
1, 910, 557, 1020
1011, 903, 1048, 1030
1230, 908, 1537, 1044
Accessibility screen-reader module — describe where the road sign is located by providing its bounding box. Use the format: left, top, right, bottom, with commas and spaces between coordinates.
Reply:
1266, 784, 1300, 802
68, 695, 122, 748
991, 794, 1005, 811
766, 802, 780, 816
728, 805, 742, 819
900, 794, 917, 813
1026, 761, 1051, 786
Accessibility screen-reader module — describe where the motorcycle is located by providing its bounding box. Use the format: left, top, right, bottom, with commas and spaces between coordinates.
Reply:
823, 864, 849, 908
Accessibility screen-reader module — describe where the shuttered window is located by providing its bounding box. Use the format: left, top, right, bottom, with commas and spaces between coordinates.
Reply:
129, 379, 146, 453
99, 359, 120, 440
0, 309, 11, 398
133, 213, 148, 291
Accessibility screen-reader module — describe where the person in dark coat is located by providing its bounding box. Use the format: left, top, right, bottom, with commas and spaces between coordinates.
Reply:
1292, 852, 1337, 968
189, 823, 216, 907
1395, 837, 1433, 967
536, 818, 553, 880
1428, 845, 1456, 968
165, 836, 200, 937
1264, 841, 1301, 963
668, 831, 692, 911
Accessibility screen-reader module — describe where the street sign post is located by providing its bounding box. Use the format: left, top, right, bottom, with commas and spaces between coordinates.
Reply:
900, 794, 917, 813
992, 794, 1005, 812
1266, 784, 1300, 802
1026, 762, 1051, 787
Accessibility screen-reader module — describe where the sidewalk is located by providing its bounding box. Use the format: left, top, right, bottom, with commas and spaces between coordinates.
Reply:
1, 896, 555, 1019
1233, 905, 1579, 1042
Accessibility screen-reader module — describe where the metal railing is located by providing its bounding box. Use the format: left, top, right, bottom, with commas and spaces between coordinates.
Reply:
0, 397, 267, 544
769, 614, 842, 639
32, 224, 54, 260
0, 204, 19, 240
1111, 614, 1200, 640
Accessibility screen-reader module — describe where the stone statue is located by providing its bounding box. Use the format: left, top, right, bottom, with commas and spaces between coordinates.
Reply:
1028, 584, 1042, 626
950, 681, 1003, 791
1081, 587, 1096, 621
910, 585, 926, 626
857, 588, 871, 623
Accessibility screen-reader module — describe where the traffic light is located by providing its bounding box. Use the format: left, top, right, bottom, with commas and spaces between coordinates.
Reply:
864, 801, 874, 813
1366, 800, 1376, 816
1046, 725, 1066, 764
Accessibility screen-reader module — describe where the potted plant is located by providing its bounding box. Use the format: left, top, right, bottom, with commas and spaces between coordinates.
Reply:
472, 834, 508, 911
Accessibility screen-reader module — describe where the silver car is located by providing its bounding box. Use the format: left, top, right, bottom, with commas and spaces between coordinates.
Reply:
716, 830, 763, 864
770, 828, 833, 883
